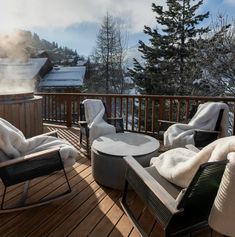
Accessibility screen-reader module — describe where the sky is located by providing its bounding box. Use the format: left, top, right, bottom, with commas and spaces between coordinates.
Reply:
0, 0, 234, 57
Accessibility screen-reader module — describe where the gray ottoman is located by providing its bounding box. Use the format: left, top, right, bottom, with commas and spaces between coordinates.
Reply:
91, 132, 160, 189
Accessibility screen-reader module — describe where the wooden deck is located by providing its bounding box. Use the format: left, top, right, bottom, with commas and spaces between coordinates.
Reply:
0, 124, 223, 237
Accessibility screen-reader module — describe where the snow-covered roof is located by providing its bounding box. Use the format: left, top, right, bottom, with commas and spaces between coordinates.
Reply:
39, 66, 86, 88
123, 86, 140, 95
124, 76, 134, 84
0, 58, 48, 81
77, 60, 87, 66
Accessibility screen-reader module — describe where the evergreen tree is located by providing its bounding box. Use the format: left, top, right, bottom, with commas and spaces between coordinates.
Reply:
91, 13, 126, 94
129, 0, 209, 95
193, 17, 232, 96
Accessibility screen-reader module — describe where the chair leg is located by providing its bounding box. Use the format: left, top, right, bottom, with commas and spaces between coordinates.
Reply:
62, 166, 72, 193
1, 186, 7, 210
0, 171, 72, 213
18, 181, 30, 206
85, 128, 89, 155
120, 181, 149, 237
80, 130, 82, 144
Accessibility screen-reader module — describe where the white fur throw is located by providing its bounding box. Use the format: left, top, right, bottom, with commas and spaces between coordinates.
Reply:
209, 152, 235, 236
151, 136, 235, 188
0, 118, 78, 167
83, 99, 116, 143
164, 102, 229, 148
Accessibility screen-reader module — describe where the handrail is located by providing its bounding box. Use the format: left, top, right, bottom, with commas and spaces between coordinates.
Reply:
35, 92, 235, 135
35, 92, 235, 101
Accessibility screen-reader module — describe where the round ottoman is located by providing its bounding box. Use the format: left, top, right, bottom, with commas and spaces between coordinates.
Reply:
91, 132, 160, 189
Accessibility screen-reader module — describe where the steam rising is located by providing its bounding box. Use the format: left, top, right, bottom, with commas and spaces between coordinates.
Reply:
0, 30, 35, 93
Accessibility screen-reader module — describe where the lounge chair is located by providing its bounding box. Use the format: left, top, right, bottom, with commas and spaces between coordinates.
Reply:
0, 130, 73, 213
163, 102, 228, 148
120, 155, 227, 237
79, 99, 124, 153
158, 104, 198, 138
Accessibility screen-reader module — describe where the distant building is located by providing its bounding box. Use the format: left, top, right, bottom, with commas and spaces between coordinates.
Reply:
77, 60, 87, 66
124, 76, 134, 86
0, 57, 52, 93
0, 57, 86, 93
38, 66, 86, 92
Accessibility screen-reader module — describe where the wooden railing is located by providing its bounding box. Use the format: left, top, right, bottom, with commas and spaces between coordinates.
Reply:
35, 93, 235, 135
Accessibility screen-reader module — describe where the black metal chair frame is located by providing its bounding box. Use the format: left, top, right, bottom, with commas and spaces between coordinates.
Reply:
120, 156, 227, 237
79, 101, 124, 154
0, 131, 72, 213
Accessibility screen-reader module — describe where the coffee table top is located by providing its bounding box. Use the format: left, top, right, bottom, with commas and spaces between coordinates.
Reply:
92, 132, 160, 157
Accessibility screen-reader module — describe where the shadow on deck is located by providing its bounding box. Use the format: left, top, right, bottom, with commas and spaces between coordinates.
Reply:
0, 124, 222, 237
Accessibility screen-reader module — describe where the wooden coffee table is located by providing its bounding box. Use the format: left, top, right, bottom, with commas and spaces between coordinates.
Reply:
91, 132, 160, 189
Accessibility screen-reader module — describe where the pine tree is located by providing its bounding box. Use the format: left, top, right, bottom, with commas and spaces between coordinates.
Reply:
91, 13, 126, 94
129, 0, 209, 95
193, 17, 232, 96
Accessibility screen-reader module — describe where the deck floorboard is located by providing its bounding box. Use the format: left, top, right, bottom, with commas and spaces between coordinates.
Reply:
0, 124, 223, 237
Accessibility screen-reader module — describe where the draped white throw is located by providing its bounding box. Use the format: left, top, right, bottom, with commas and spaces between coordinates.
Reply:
209, 152, 235, 236
83, 99, 116, 144
0, 118, 77, 167
164, 102, 229, 148
151, 136, 235, 188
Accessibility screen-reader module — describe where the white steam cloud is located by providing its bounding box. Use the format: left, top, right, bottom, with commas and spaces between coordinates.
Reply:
0, 31, 35, 94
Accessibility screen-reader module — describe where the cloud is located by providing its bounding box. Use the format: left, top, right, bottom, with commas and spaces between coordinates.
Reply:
33, 22, 100, 56
0, 0, 167, 33
1, 0, 233, 56
224, 0, 235, 6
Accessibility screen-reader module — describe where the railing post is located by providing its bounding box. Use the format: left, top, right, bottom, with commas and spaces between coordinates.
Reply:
177, 99, 181, 122
151, 98, 156, 134
131, 97, 134, 131
106, 96, 112, 117
138, 97, 142, 132
66, 95, 72, 127
159, 98, 164, 120
144, 98, 149, 133
126, 97, 129, 131
233, 105, 235, 135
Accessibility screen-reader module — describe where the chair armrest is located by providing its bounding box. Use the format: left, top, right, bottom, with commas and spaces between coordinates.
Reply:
157, 120, 184, 137
158, 119, 178, 125
0, 147, 61, 169
43, 130, 58, 137
194, 129, 219, 134
78, 120, 88, 124
78, 121, 88, 127
107, 117, 124, 132
124, 156, 180, 214
107, 117, 123, 122
32, 130, 58, 139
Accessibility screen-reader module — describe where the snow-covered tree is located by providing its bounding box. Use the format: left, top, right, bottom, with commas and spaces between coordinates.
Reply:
91, 13, 127, 94
193, 16, 233, 96
129, 0, 209, 95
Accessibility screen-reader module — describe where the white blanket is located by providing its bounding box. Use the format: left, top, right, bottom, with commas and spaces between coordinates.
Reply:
164, 102, 229, 148
0, 118, 77, 167
209, 152, 235, 236
151, 136, 235, 188
83, 99, 116, 143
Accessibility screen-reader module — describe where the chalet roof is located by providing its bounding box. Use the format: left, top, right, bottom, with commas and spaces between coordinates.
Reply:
39, 66, 85, 88
0, 58, 48, 81
124, 76, 134, 84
